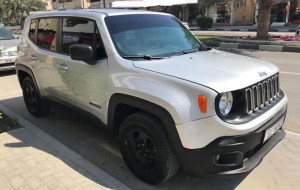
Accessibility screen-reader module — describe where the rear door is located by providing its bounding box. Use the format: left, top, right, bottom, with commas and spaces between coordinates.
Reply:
55, 17, 108, 118
27, 17, 64, 97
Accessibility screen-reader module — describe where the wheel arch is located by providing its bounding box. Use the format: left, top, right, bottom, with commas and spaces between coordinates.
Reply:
108, 93, 184, 151
15, 64, 41, 96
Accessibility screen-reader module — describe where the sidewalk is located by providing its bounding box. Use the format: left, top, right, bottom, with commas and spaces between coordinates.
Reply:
236, 131, 300, 190
0, 103, 130, 190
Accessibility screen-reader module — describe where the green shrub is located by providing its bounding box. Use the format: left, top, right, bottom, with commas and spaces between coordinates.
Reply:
196, 16, 213, 29
3, 22, 9, 26
10, 22, 17, 27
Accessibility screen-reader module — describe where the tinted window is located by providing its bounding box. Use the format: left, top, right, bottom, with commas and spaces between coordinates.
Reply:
105, 14, 201, 57
37, 18, 58, 52
62, 17, 106, 59
0, 27, 14, 40
29, 19, 37, 42
95, 28, 106, 59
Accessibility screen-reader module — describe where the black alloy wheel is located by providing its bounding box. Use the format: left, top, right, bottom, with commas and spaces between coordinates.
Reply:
119, 113, 179, 184
22, 77, 49, 117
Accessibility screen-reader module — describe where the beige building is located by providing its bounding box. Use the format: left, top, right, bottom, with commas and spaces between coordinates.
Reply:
50, 0, 112, 10
43, 0, 53, 11
230, 0, 256, 25
206, 0, 300, 25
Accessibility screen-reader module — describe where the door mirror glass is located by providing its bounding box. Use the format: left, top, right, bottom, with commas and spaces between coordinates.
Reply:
70, 44, 94, 63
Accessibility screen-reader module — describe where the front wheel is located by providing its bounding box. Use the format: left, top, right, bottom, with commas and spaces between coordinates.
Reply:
119, 113, 179, 184
22, 76, 49, 117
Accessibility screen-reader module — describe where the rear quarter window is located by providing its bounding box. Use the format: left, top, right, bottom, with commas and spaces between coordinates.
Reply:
29, 19, 37, 42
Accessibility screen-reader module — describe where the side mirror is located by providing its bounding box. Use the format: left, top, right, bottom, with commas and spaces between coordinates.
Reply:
70, 44, 95, 64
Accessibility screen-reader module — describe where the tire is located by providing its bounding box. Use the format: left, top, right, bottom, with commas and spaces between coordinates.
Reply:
119, 112, 179, 184
22, 76, 49, 117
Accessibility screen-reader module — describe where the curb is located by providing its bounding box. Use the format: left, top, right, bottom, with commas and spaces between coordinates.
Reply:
204, 41, 300, 53
0, 103, 131, 190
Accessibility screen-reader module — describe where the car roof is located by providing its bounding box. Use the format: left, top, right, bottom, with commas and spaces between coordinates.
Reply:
28, 9, 169, 19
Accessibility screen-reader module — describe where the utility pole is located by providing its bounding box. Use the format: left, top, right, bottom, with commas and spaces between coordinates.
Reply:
103, 0, 106, 8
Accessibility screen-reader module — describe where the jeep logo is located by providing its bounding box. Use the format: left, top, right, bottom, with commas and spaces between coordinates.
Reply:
258, 72, 267, 77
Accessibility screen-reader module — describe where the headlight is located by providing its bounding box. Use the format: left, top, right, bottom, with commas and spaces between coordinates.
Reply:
219, 92, 233, 116
8, 51, 17, 56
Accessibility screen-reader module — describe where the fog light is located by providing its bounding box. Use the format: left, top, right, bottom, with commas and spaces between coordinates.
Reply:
214, 152, 243, 166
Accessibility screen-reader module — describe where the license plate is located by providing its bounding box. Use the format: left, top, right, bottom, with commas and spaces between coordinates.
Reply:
263, 117, 284, 143
5, 59, 14, 63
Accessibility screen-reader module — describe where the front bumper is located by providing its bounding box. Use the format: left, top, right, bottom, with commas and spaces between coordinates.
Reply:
175, 106, 287, 177
0, 56, 16, 71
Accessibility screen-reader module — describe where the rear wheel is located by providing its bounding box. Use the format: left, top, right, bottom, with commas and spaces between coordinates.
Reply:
22, 76, 49, 117
119, 113, 179, 184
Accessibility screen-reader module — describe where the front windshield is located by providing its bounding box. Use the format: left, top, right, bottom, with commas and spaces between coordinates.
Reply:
0, 27, 14, 40
105, 14, 202, 58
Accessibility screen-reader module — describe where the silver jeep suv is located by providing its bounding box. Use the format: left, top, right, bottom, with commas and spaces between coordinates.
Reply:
16, 9, 288, 184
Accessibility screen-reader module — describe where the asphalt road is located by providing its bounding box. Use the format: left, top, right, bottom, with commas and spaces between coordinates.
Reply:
0, 49, 299, 189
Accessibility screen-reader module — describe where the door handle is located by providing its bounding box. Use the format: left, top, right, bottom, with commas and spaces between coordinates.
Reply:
56, 63, 69, 71
30, 54, 38, 61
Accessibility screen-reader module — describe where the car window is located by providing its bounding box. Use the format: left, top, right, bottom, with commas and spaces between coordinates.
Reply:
95, 28, 106, 59
29, 19, 37, 42
37, 18, 58, 52
62, 17, 106, 59
0, 27, 14, 40
105, 14, 201, 58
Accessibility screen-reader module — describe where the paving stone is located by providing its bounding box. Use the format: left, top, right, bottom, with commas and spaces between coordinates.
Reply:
8, 175, 25, 189
25, 176, 43, 189
0, 175, 13, 190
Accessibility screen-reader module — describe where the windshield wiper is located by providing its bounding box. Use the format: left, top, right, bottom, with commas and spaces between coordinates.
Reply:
122, 55, 165, 60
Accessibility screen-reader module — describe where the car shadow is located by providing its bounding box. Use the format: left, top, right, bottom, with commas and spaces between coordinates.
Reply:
0, 70, 16, 77
0, 96, 249, 189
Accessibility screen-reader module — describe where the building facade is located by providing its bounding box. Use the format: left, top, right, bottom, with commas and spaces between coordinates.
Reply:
206, 0, 300, 25
43, 0, 53, 11
230, 0, 255, 25
50, 0, 112, 10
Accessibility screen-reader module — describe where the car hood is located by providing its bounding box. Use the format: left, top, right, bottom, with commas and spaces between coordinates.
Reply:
0, 39, 20, 51
133, 49, 279, 93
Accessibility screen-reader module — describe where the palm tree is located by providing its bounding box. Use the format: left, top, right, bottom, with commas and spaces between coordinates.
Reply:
256, 0, 274, 40
0, 0, 46, 27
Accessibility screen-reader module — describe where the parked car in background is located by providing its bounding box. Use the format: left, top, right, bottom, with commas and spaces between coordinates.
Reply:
0, 26, 20, 71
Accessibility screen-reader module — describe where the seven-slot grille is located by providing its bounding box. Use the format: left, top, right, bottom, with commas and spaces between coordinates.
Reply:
245, 74, 280, 115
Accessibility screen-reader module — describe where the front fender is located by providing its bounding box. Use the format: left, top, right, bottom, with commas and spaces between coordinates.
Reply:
106, 55, 218, 125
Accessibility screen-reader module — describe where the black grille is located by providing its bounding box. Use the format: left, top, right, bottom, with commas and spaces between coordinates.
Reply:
245, 74, 280, 115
